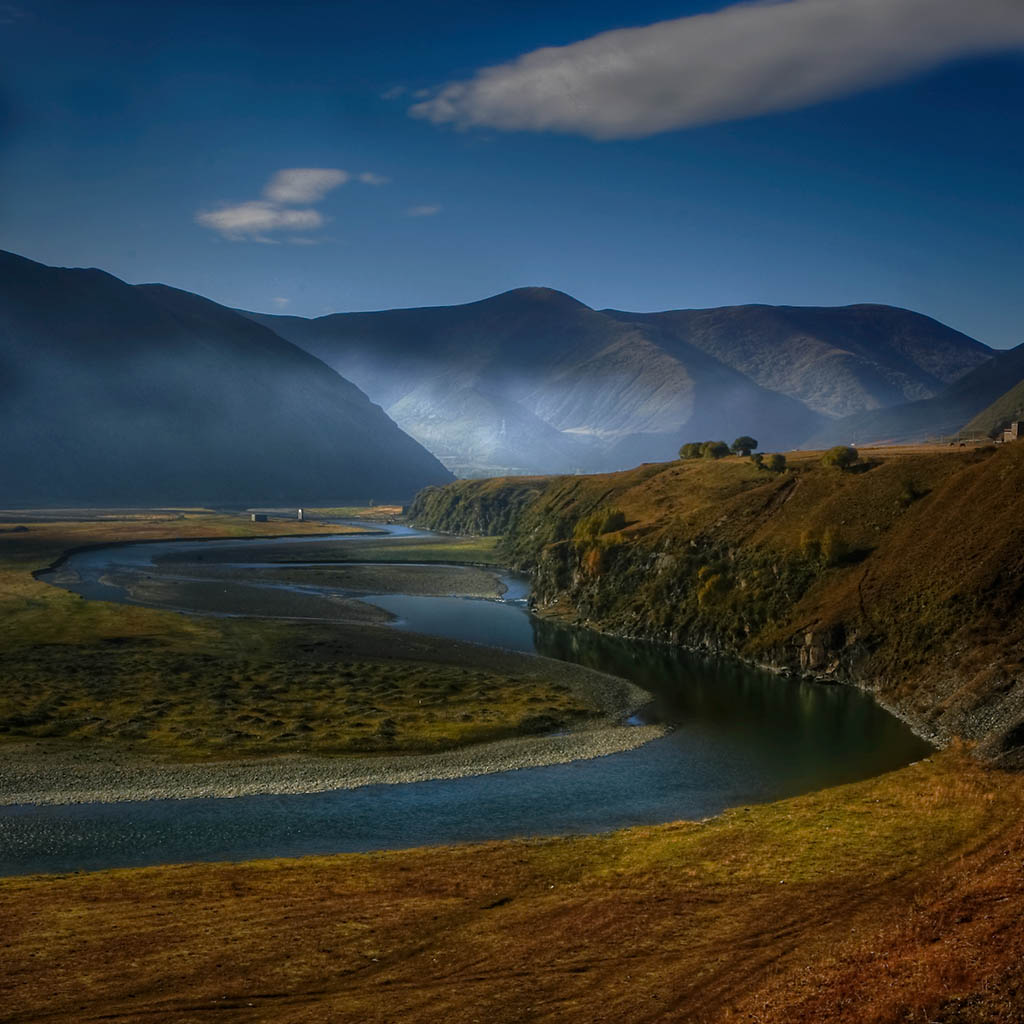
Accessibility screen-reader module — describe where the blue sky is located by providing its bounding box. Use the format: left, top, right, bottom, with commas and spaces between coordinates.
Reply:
1, 0, 1022, 347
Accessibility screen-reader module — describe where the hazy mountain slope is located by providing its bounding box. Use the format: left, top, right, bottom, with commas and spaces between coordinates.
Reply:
604, 303, 992, 418
247, 288, 827, 475
0, 251, 452, 505
806, 342, 1024, 446
963, 362, 1024, 437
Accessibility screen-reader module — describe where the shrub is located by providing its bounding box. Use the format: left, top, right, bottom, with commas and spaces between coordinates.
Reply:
800, 530, 821, 562
731, 436, 758, 456
574, 507, 626, 542
898, 478, 924, 507
697, 572, 729, 607
822, 446, 859, 471
600, 509, 627, 533
764, 453, 787, 472
820, 526, 849, 566
678, 442, 703, 460
750, 452, 764, 468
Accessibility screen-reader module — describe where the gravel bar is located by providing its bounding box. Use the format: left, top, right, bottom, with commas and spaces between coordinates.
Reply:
0, 724, 666, 806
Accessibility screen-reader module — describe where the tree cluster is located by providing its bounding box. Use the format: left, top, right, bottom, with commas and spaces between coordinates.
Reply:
678, 437, 759, 461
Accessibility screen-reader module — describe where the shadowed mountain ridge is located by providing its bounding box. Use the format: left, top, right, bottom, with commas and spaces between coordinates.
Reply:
0, 251, 452, 505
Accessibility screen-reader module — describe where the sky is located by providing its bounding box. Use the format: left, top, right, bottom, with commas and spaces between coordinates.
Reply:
0, 0, 1022, 347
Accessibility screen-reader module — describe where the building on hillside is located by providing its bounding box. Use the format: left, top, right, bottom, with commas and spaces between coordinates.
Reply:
1001, 422, 1024, 443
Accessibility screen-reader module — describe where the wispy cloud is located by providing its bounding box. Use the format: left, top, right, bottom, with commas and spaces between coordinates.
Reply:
410, 0, 1024, 140
196, 201, 322, 242
407, 204, 441, 217
197, 166, 388, 242
263, 168, 349, 203
271, 296, 291, 308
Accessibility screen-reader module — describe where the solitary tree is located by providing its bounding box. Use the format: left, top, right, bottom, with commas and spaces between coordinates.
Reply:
731, 436, 758, 456
822, 446, 859, 471
765, 453, 787, 472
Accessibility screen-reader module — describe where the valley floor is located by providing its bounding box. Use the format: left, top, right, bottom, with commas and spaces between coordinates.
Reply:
3, 506, 1023, 1022
0, 513, 650, 800
3, 748, 1023, 1023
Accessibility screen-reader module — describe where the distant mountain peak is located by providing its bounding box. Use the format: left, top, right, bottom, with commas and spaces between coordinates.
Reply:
486, 286, 590, 308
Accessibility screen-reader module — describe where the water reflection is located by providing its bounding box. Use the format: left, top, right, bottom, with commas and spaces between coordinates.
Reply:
2, 528, 933, 876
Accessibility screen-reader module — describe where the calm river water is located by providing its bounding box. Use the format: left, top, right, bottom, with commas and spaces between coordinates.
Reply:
0, 524, 931, 875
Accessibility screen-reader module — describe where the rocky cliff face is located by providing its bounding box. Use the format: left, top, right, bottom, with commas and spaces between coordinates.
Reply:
411, 447, 1024, 765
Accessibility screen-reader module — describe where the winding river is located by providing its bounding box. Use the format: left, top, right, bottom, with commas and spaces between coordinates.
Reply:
0, 523, 931, 876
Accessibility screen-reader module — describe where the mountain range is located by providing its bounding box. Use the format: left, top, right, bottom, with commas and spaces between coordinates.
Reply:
247, 289, 993, 475
0, 251, 452, 506
2, 247, 1018, 504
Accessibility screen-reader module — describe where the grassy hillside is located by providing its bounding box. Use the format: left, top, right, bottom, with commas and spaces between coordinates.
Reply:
410, 444, 1024, 763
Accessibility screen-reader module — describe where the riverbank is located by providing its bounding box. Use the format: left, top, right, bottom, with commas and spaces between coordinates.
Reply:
409, 446, 1024, 766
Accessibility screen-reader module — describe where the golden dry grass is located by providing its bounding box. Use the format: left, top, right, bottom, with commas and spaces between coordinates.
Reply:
2, 749, 1022, 1023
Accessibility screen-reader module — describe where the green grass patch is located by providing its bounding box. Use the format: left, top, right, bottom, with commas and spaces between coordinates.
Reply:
0, 517, 580, 760
0, 637, 588, 758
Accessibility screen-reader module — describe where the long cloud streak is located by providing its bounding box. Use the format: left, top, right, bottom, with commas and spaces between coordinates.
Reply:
410, 0, 1024, 139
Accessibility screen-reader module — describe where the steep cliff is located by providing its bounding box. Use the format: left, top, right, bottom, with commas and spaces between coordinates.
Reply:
410, 445, 1024, 764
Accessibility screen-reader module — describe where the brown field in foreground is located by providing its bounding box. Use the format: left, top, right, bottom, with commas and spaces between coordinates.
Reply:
3, 748, 1023, 1024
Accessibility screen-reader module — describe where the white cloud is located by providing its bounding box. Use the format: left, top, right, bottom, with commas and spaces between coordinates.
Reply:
272, 297, 291, 308
381, 85, 407, 100
263, 167, 349, 204
197, 166, 391, 241
409, 0, 1024, 140
196, 201, 323, 242
407, 204, 441, 217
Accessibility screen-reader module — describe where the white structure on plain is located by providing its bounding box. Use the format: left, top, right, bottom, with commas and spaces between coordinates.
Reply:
297, 508, 304, 521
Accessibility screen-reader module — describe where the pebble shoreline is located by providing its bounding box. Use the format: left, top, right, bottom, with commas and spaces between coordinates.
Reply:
0, 724, 666, 806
